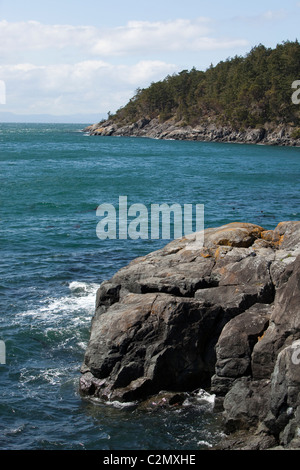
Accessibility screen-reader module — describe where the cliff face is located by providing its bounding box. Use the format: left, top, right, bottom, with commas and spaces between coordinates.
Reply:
80, 221, 300, 450
84, 118, 300, 146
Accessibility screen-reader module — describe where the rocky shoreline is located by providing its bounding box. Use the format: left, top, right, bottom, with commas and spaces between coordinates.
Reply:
84, 118, 300, 146
80, 221, 300, 450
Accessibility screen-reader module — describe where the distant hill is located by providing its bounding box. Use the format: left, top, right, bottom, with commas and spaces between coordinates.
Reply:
108, 41, 300, 132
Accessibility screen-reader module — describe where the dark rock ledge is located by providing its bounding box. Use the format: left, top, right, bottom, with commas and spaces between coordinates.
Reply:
84, 118, 300, 147
80, 221, 300, 450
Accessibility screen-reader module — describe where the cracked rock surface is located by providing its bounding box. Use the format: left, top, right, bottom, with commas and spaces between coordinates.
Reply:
80, 221, 300, 449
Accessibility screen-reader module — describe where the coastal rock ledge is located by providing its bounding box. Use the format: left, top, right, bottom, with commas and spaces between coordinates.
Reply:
84, 119, 300, 147
80, 221, 300, 450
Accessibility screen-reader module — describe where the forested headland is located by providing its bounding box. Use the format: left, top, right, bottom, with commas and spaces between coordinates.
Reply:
110, 41, 300, 133
85, 41, 300, 144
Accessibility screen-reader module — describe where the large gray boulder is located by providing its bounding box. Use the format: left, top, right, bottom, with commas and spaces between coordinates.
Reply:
80, 221, 300, 449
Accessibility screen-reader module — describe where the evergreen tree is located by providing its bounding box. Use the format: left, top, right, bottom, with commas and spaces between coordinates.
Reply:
109, 41, 300, 129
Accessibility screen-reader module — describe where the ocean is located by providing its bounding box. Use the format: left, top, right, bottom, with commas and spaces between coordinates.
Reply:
0, 123, 299, 450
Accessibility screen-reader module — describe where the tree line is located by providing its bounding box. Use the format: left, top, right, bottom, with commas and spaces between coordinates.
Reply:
109, 41, 300, 131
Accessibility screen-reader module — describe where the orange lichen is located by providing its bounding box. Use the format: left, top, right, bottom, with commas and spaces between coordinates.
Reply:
199, 248, 212, 258
260, 230, 285, 248
261, 230, 277, 242
258, 331, 266, 342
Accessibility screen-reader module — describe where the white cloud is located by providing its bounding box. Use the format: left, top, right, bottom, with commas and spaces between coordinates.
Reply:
261, 10, 287, 21
0, 18, 250, 116
233, 9, 287, 24
92, 19, 248, 56
0, 20, 97, 53
0, 60, 178, 114
92, 18, 211, 55
0, 18, 248, 58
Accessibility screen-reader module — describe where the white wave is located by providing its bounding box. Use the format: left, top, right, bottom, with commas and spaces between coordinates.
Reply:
182, 389, 216, 413
4, 424, 26, 436
196, 389, 216, 405
77, 340, 89, 351
106, 400, 138, 409
69, 281, 98, 295
16, 281, 99, 322
20, 366, 77, 386
197, 440, 213, 448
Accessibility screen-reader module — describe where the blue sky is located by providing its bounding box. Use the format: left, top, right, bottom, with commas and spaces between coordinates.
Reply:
0, 0, 299, 121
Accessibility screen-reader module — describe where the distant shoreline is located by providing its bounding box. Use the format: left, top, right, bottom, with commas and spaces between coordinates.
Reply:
84, 118, 300, 147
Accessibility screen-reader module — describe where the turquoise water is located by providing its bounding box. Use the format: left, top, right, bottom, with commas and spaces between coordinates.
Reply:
0, 123, 299, 450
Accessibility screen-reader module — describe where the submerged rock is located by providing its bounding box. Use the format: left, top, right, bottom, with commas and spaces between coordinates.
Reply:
80, 221, 300, 449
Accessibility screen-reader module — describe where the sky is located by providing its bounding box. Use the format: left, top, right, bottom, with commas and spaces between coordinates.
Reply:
0, 0, 299, 122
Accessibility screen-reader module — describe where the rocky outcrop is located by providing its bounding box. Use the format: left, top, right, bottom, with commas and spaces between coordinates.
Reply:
84, 119, 300, 146
80, 221, 300, 449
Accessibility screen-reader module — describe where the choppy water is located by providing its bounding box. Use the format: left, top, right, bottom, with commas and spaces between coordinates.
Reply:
0, 123, 299, 450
